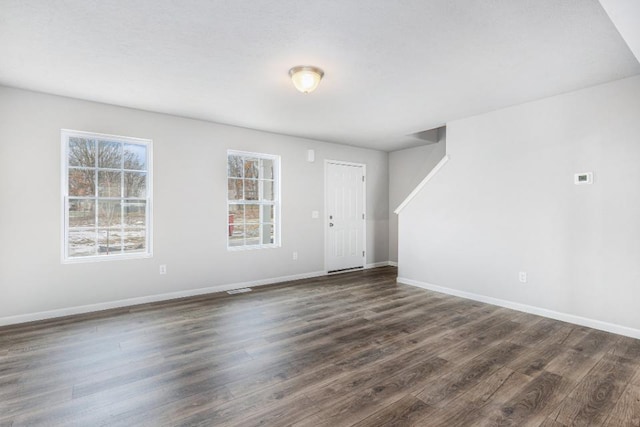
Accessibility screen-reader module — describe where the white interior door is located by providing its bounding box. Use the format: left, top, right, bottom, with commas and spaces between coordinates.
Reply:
326, 161, 365, 272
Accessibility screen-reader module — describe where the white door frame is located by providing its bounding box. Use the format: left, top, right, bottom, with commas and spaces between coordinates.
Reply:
324, 159, 367, 273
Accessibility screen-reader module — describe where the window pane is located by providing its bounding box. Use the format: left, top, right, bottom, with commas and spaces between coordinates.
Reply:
245, 180, 258, 200
228, 155, 243, 178
244, 159, 259, 179
262, 205, 274, 223
69, 199, 95, 227
262, 180, 274, 201
124, 200, 146, 226
261, 224, 274, 245
98, 229, 122, 254
245, 224, 260, 246
228, 179, 243, 200
69, 169, 95, 197
68, 138, 95, 167
262, 159, 274, 179
98, 141, 122, 168
68, 229, 97, 257
228, 205, 243, 237
123, 228, 146, 253
124, 172, 146, 198
245, 204, 260, 223
229, 225, 244, 247
124, 144, 147, 170
98, 170, 122, 197
98, 200, 122, 227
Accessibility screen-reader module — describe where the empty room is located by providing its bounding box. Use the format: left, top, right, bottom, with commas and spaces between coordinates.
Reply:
2, 1, 640, 426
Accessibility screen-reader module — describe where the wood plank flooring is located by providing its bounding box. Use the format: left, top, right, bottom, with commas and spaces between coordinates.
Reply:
1, 266, 640, 426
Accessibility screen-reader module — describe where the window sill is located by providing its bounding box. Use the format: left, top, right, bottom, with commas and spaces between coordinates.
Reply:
62, 252, 152, 264
227, 244, 280, 252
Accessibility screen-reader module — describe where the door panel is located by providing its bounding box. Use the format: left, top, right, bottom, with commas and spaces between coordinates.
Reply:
326, 162, 365, 272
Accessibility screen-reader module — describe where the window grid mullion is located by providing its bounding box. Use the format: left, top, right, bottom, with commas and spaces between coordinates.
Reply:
120, 142, 125, 254
241, 157, 246, 202
93, 139, 99, 256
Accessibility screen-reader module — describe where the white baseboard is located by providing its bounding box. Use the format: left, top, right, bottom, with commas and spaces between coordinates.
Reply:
388, 261, 398, 267
397, 277, 640, 340
0, 270, 326, 327
365, 261, 395, 269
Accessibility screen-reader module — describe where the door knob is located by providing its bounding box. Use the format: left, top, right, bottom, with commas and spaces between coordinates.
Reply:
329, 222, 334, 227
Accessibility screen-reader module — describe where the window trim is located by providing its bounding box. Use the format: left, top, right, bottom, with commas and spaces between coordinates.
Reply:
227, 150, 281, 251
61, 129, 153, 263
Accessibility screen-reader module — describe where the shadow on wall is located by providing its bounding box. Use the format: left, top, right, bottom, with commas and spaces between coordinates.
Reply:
388, 127, 447, 263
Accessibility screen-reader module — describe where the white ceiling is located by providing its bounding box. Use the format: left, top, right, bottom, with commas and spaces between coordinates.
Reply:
1, 0, 638, 151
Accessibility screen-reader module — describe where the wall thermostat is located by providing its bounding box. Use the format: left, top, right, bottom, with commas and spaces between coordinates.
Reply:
574, 172, 593, 185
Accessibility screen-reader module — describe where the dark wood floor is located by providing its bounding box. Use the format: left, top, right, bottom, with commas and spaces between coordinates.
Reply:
1, 267, 640, 426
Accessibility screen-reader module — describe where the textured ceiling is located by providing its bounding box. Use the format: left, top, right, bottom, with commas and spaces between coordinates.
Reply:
1, 0, 638, 151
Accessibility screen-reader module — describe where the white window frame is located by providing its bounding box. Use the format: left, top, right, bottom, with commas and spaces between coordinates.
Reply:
227, 150, 281, 251
61, 129, 153, 263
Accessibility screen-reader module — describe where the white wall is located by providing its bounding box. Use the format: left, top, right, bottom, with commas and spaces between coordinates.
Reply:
0, 86, 389, 323
398, 75, 640, 336
388, 137, 446, 263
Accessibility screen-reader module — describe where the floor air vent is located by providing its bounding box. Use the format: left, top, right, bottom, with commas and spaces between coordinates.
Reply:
227, 288, 252, 295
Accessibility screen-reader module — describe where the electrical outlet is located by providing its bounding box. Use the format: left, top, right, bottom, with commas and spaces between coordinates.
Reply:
574, 172, 593, 185
519, 271, 527, 283
292, 251, 298, 261
159, 265, 167, 275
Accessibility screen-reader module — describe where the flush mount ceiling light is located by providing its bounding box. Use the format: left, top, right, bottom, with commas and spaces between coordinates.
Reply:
288, 65, 324, 94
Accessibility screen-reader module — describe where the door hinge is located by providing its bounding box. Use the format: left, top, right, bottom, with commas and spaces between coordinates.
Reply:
362, 176, 365, 182
362, 213, 365, 219
362, 251, 365, 257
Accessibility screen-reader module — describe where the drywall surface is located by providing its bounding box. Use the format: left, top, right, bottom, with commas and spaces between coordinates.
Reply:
0, 86, 389, 321
389, 139, 446, 262
398, 75, 640, 332
599, 0, 640, 63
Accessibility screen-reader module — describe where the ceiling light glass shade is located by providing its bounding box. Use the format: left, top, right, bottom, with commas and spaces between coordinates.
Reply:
289, 66, 324, 93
